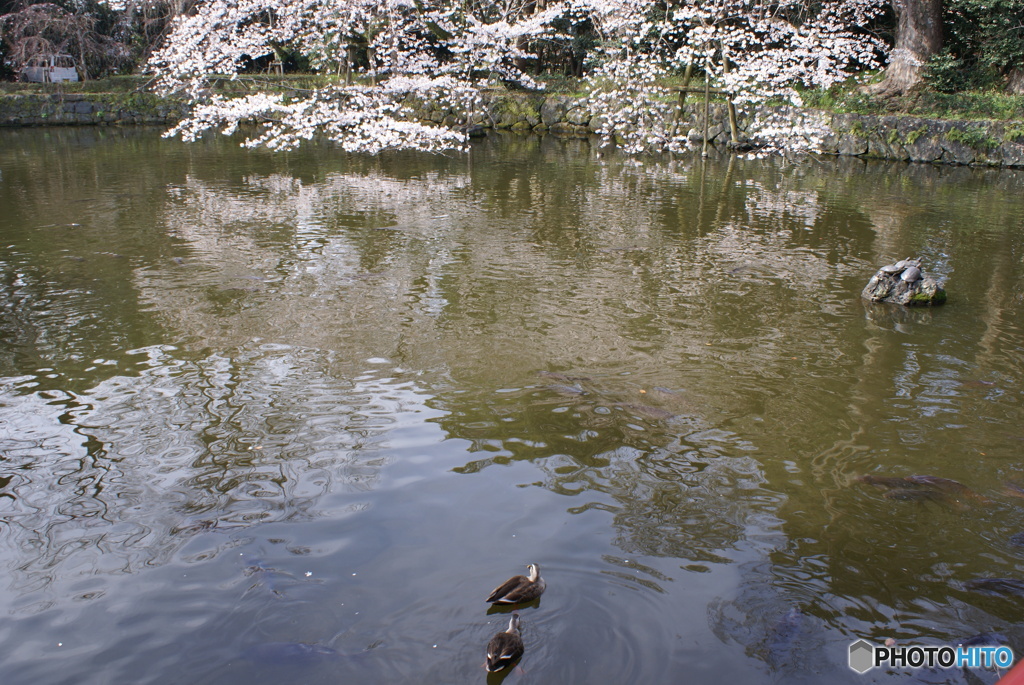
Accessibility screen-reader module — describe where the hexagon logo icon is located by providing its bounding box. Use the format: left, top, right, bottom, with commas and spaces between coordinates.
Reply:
848, 639, 875, 673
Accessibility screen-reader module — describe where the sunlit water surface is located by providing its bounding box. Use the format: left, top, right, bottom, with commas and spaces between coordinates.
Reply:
1, 127, 1024, 684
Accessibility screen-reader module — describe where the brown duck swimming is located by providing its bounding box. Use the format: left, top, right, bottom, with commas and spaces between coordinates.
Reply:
486, 563, 546, 604
486, 613, 525, 672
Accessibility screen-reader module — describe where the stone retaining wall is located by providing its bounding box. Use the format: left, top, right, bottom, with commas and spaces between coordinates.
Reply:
407, 91, 1024, 168
0, 91, 186, 127
824, 110, 1024, 167
4, 89, 1023, 168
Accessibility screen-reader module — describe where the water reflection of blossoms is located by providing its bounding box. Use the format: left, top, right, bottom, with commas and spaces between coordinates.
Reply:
0, 344, 429, 592
448, 373, 774, 566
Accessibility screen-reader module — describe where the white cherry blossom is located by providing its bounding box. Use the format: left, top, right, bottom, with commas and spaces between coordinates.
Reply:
149, 0, 889, 155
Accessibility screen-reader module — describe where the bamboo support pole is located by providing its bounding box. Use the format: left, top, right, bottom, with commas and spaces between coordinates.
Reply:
670, 62, 694, 140
702, 56, 711, 158
720, 42, 741, 146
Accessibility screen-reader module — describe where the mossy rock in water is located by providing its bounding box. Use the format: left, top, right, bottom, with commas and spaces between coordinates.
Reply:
910, 286, 946, 305
862, 259, 947, 306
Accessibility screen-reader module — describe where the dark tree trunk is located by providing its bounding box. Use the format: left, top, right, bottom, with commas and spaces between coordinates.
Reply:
514, 0, 538, 72
866, 0, 943, 97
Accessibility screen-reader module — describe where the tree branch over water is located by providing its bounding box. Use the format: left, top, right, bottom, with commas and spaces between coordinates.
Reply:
146, 0, 890, 154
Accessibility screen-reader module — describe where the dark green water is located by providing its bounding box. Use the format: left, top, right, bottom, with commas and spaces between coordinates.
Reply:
1, 127, 1023, 684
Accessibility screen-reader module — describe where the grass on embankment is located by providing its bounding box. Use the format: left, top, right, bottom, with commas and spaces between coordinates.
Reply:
800, 86, 1024, 122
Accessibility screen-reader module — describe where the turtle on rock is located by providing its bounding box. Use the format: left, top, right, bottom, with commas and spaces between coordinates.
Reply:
863, 256, 945, 306
901, 265, 922, 282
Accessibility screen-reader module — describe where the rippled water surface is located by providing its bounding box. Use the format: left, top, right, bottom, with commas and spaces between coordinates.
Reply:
1, 127, 1024, 684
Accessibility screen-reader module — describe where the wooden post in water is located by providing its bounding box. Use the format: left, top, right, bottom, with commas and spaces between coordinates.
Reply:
702, 56, 711, 158
341, 45, 353, 85
720, 42, 741, 146
670, 62, 694, 141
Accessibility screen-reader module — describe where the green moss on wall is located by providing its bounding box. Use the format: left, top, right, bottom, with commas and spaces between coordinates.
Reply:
904, 126, 929, 145
945, 125, 999, 150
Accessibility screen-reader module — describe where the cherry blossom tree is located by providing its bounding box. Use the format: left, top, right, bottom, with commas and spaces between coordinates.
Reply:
149, 0, 568, 152
582, 0, 889, 153
148, 0, 890, 155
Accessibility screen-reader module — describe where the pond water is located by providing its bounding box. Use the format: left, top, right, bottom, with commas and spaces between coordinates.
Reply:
1, 127, 1023, 684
